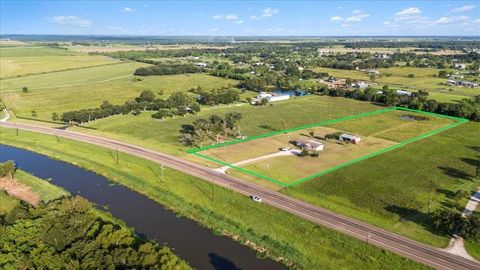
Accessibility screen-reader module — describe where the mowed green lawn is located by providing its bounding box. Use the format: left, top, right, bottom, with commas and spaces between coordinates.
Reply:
0, 127, 428, 269
283, 122, 480, 248
0, 47, 120, 78
80, 96, 383, 155
13, 169, 69, 202
313, 66, 478, 101
2, 65, 238, 120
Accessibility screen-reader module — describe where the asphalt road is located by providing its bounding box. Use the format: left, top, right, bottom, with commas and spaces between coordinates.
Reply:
1, 120, 479, 270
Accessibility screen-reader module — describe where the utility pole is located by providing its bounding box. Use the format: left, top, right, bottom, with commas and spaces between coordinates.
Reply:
212, 178, 215, 201
161, 164, 164, 185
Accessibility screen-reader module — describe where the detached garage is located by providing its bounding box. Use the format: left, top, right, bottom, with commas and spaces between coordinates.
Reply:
339, 134, 361, 144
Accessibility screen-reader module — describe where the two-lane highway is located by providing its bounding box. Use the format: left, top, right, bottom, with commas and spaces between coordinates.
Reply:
1, 120, 479, 270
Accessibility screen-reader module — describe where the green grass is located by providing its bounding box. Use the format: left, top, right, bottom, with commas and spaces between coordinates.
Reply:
0, 191, 20, 215
0, 47, 79, 57
0, 127, 429, 269
2, 65, 237, 120
13, 169, 69, 202
313, 66, 478, 100
0, 61, 147, 92
0, 55, 120, 78
79, 96, 383, 156
283, 122, 480, 248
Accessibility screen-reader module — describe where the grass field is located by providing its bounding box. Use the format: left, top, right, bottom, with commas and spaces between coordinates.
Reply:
13, 169, 69, 202
0, 127, 428, 269
70, 96, 383, 156
196, 109, 458, 185
1, 64, 237, 120
283, 122, 480, 248
0, 190, 20, 215
0, 61, 147, 92
313, 66, 478, 102
0, 55, 120, 78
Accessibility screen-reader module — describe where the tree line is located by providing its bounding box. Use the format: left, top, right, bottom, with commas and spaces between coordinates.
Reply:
0, 195, 190, 269
315, 86, 480, 121
134, 64, 202, 76
60, 91, 201, 124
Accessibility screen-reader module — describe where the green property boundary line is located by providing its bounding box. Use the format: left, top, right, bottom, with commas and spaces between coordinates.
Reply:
189, 107, 468, 187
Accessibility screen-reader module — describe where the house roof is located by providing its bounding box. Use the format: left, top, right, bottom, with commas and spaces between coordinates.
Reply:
340, 134, 359, 140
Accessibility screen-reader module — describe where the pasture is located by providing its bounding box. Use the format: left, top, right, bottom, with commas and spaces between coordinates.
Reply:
194, 108, 460, 185
1, 64, 237, 120
0, 46, 120, 78
283, 122, 480, 248
74, 96, 383, 155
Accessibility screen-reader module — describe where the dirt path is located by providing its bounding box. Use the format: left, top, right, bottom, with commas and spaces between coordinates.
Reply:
215, 149, 300, 173
0, 177, 40, 206
444, 189, 480, 261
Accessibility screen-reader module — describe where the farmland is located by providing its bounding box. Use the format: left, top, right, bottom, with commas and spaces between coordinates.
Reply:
72, 96, 383, 155
283, 122, 480, 247
0, 127, 428, 269
1, 64, 238, 120
195, 109, 458, 185
0, 47, 120, 78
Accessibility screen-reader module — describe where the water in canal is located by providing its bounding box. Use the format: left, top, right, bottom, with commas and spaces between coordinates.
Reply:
0, 144, 286, 270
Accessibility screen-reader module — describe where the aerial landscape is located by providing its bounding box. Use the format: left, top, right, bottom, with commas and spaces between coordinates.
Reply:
0, 1, 479, 269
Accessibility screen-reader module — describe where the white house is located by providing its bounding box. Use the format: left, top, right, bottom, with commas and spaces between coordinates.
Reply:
295, 139, 324, 151
194, 62, 208, 67
339, 134, 361, 144
252, 92, 290, 104
354, 81, 370, 89
396, 90, 412, 96
366, 69, 380, 75
454, 63, 466, 69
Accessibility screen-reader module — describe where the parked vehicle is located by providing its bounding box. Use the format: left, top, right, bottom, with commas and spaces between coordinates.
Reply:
251, 195, 262, 203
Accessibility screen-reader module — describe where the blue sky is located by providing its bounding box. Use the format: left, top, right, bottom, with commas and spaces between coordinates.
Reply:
1, 1, 479, 36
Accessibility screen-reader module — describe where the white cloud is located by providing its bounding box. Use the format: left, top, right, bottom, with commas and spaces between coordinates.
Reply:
432, 16, 470, 25
47, 16, 91, 27
212, 14, 238, 20
331, 10, 369, 23
450, 5, 475, 13
251, 8, 279, 20
395, 7, 421, 17
122, 7, 135, 12
235, 20, 244, 24
330, 16, 343, 22
345, 12, 370, 22
394, 7, 429, 24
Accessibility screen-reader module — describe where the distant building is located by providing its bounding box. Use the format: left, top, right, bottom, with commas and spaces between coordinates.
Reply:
447, 80, 479, 88
453, 63, 466, 69
251, 92, 290, 104
396, 90, 412, 96
354, 81, 370, 89
339, 134, 361, 144
374, 53, 391, 59
366, 69, 380, 75
294, 139, 325, 151
194, 62, 208, 67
